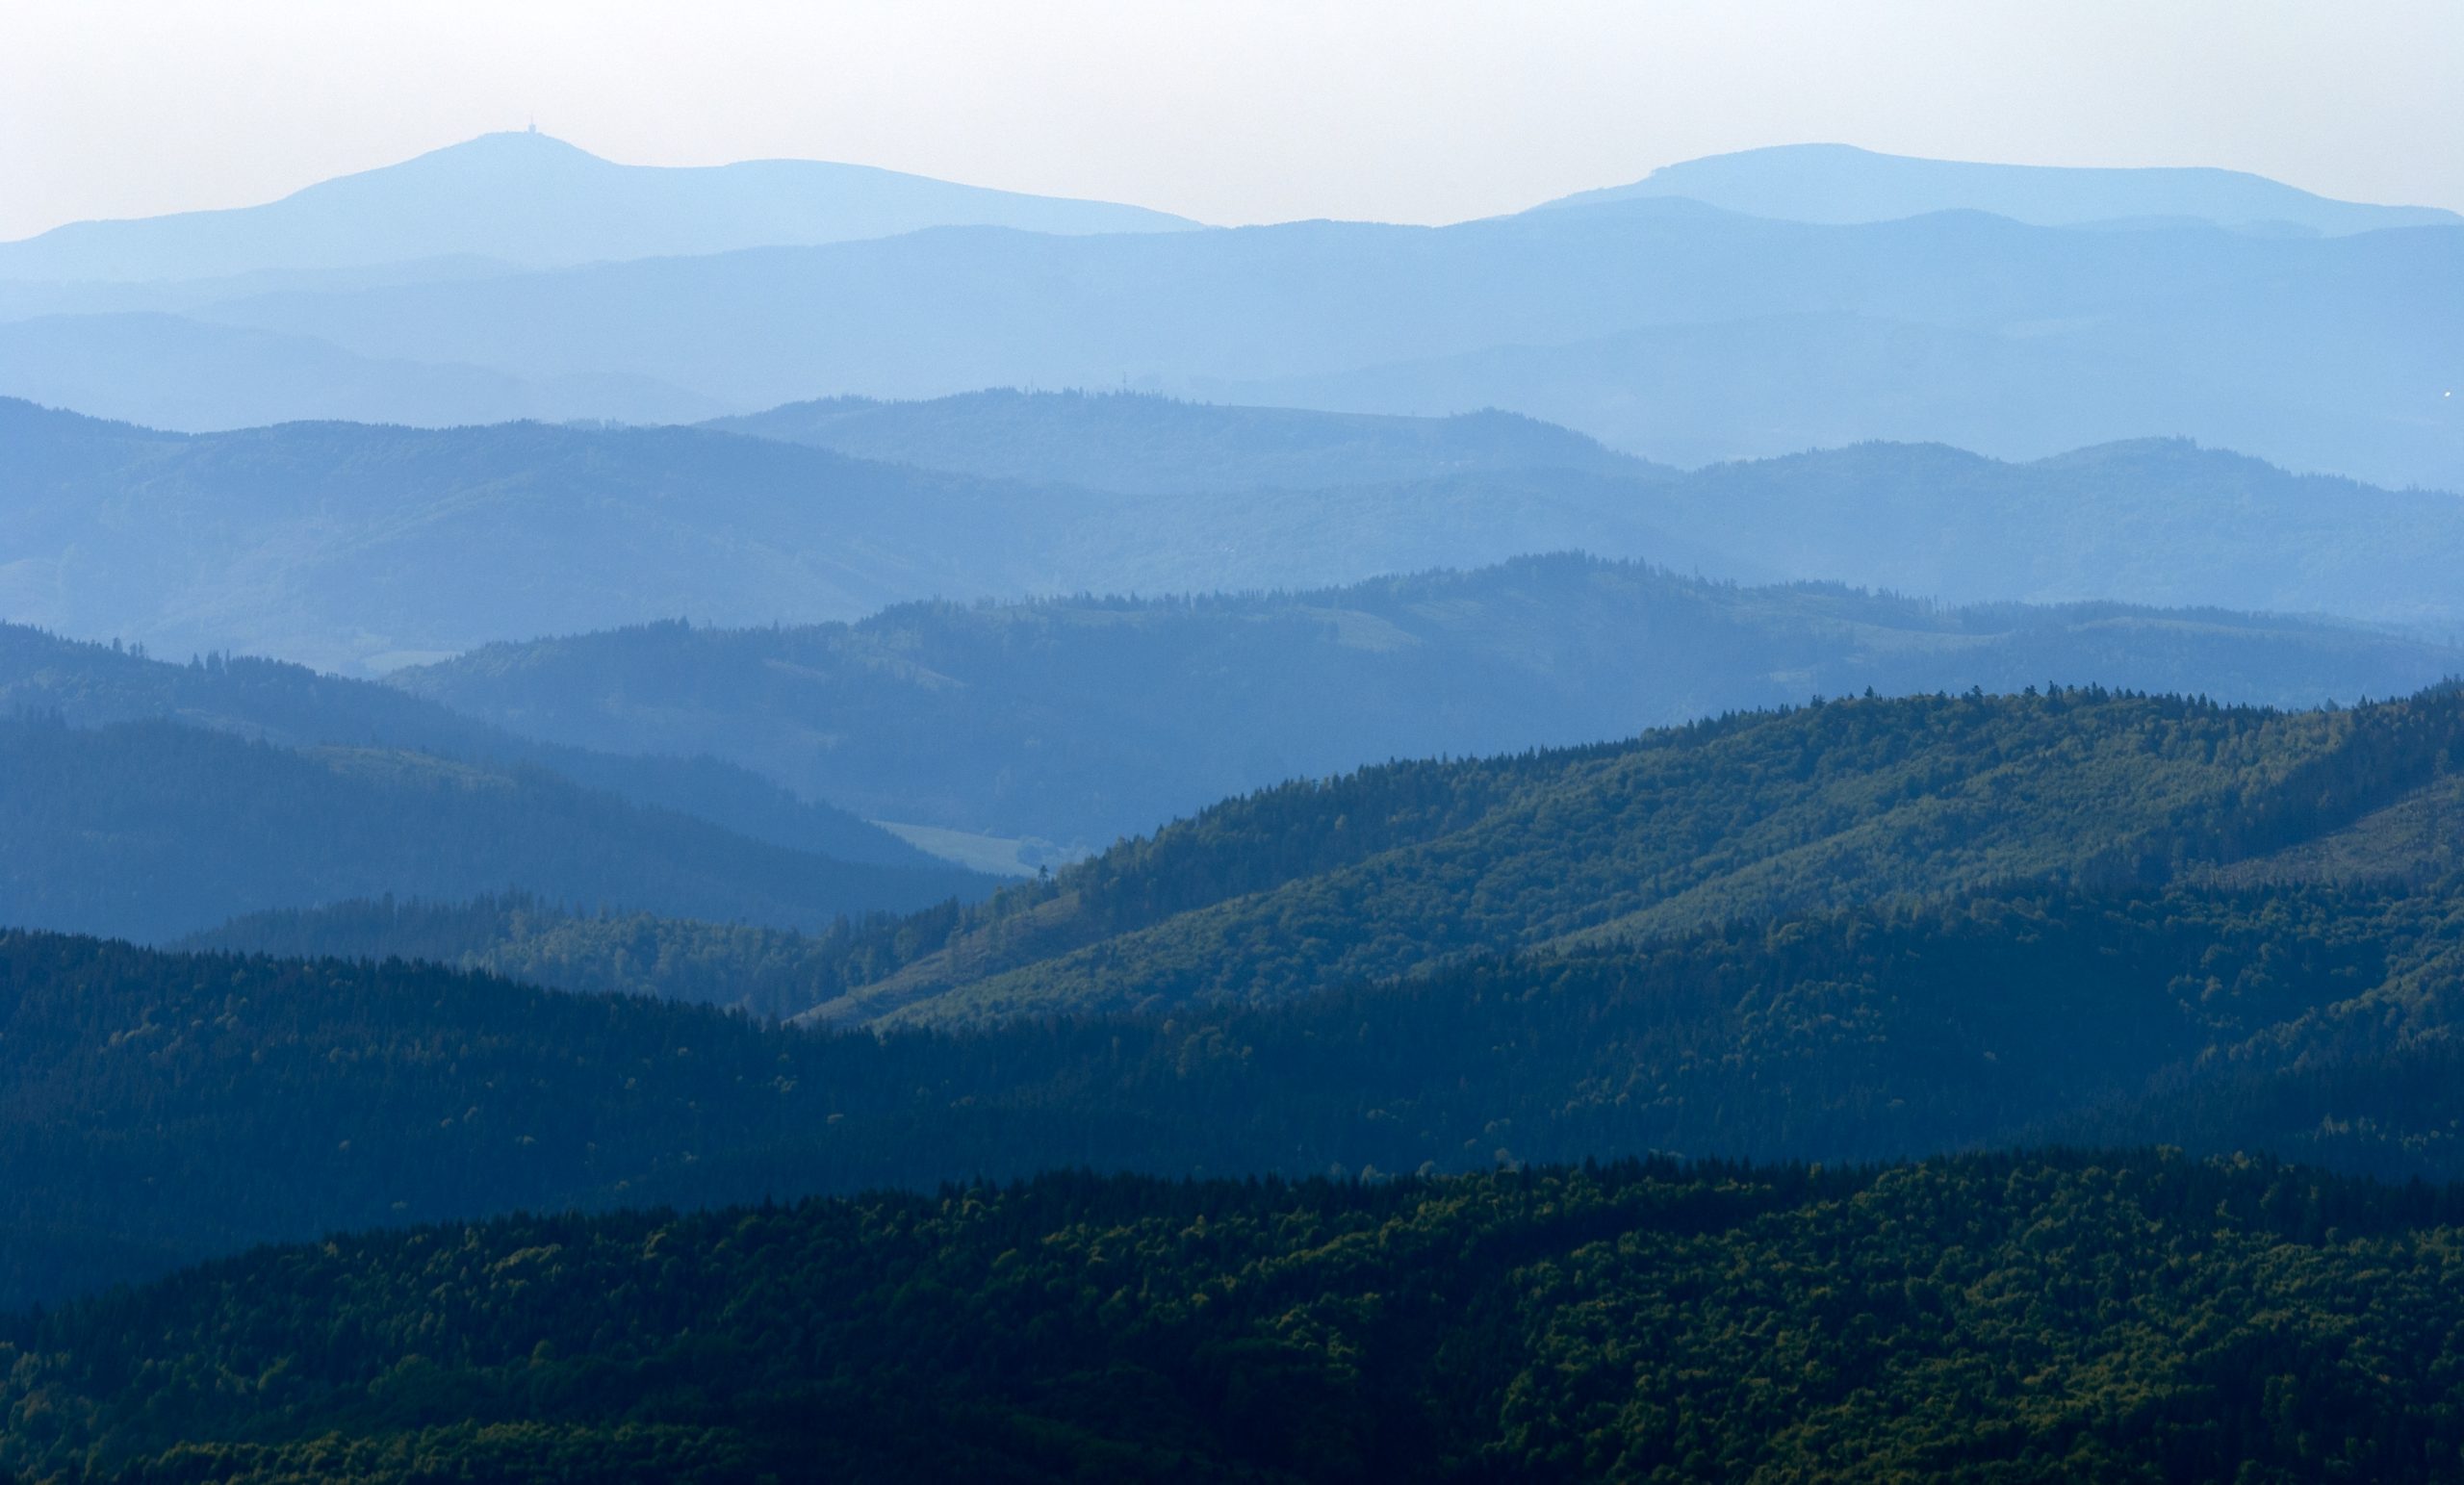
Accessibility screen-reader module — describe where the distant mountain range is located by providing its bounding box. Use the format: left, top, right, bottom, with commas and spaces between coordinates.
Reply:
1536, 142, 2463, 235
394, 555, 2464, 846
8, 396, 2460, 675
2, 139, 2453, 489
112, 198, 2461, 487
0, 130, 1196, 285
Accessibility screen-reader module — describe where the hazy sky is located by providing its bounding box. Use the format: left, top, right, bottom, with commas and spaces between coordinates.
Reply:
4, 0, 2458, 241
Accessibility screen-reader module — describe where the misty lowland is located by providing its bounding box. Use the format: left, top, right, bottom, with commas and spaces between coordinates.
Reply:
6, 29, 2464, 1479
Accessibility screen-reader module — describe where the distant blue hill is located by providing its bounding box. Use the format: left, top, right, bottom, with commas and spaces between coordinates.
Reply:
0, 311, 729, 429
1535, 142, 2462, 235
3, 143, 2454, 488
706, 389, 1658, 492
0, 130, 1199, 284
1219, 307, 2461, 483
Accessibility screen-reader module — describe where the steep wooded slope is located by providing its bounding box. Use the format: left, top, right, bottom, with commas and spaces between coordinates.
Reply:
770, 686, 2464, 1025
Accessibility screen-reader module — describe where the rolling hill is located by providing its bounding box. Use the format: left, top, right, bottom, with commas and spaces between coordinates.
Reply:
0, 714, 984, 942
175, 891, 915, 1020
1220, 309, 2450, 478
24, 863, 2464, 1305
0, 310, 730, 429
17, 688, 2464, 1307
705, 389, 1659, 492
0, 398, 1733, 672
10, 397, 2464, 675
0, 621, 942, 869
1656, 438, 2464, 629
748, 684, 2464, 1026
395, 555, 2464, 846
211, 685, 2464, 1032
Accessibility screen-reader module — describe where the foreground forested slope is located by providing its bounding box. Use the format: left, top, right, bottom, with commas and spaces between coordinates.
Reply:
19, 864, 2464, 1307
12, 1153, 2464, 1483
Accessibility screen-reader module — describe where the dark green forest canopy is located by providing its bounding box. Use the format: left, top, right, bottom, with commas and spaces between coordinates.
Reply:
716, 683, 2464, 1026
194, 685, 2464, 1031
15, 870, 2464, 1310
394, 554, 2464, 845
13, 1152, 2464, 1483
175, 892, 906, 1020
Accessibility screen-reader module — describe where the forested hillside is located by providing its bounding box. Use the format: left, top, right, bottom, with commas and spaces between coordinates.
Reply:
177, 893, 893, 1019
0, 716, 982, 941
0, 622, 944, 868
13, 1152, 2464, 1483
37, 862, 2464, 1303
730, 685, 2464, 1025
398, 555, 2464, 844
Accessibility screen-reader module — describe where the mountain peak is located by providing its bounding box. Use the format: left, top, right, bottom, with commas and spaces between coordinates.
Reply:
0, 134, 1195, 284
1536, 142, 2462, 237
421, 127, 604, 160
